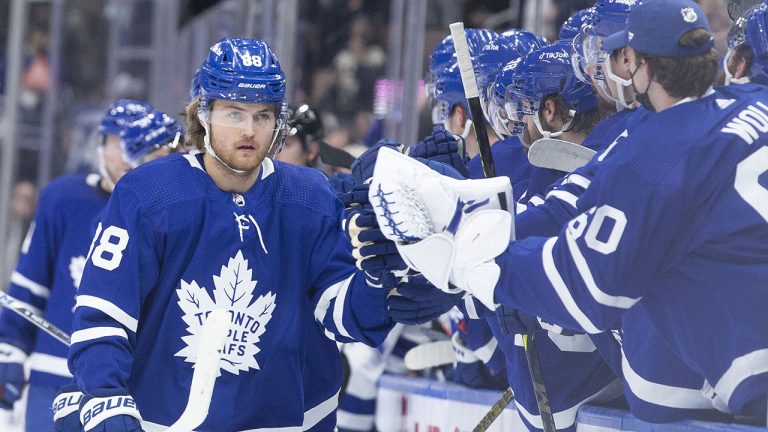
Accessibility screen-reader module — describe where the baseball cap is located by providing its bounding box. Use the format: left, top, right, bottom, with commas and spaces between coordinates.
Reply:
603, 0, 714, 56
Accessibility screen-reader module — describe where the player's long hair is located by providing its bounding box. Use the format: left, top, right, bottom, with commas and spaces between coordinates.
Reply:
185, 97, 206, 150
634, 29, 719, 99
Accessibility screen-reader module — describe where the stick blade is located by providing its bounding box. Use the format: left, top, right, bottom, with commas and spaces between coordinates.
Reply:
527, 138, 596, 172
404, 340, 455, 370
166, 309, 230, 432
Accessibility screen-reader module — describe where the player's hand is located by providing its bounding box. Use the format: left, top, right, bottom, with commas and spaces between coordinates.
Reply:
408, 125, 470, 178
0, 342, 26, 410
78, 389, 144, 432
387, 275, 462, 324
52, 384, 83, 432
350, 139, 404, 185
347, 209, 407, 289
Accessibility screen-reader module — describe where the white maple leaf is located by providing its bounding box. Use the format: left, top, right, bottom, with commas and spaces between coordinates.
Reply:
69, 255, 87, 289
175, 250, 276, 376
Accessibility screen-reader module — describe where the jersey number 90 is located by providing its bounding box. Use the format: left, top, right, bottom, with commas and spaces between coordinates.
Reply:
87, 223, 130, 271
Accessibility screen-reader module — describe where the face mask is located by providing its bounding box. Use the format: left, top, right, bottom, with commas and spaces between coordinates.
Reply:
604, 55, 635, 109
629, 61, 656, 112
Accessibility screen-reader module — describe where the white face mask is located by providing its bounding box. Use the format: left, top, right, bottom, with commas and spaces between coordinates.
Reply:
723, 48, 752, 86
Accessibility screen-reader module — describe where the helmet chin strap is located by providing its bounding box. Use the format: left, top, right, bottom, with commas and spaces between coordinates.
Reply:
723, 50, 751, 85
202, 123, 247, 175
605, 59, 634, 110
532, 109, 574, 139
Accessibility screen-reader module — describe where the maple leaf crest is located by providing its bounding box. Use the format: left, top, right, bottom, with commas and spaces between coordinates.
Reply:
175, 250, 276, 376
69, 255, 87, 289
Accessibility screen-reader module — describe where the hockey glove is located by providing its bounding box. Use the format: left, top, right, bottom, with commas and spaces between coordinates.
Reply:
347, 209, 408, 289
350, 139, 404, 185
0, 342, 26, 409
79, 388, 143, 432
53, 383, 83, 432
369, 147, 513, 307
387, 275, 462, 325
443, 332, 506, 390
408, 125, 470, 178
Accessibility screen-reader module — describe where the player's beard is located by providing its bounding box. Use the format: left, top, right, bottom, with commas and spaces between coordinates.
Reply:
210, 129, 269, 174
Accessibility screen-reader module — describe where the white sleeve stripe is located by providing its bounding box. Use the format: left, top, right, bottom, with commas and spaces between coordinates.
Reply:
28, 353, 72, 377
541, 237, 601, 334
713, 348, 768, 408
565, 231, 640, 309
473, 336, 498, 363
528, 195, 545, 207
10, 271, 50, 299
463, 295, 479, 319
563, 174, 591, 189
75, 295, 138, 332
545, 190, 579, 209
313, 278, 343, 324
621, 347, 713, 409
332, 275, 354, 339
71, 327, 129, 344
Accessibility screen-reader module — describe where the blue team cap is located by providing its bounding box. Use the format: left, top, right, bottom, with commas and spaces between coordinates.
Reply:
602, 0, 714, 57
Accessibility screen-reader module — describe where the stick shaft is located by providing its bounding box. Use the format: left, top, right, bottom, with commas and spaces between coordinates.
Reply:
0, 292, 70, 346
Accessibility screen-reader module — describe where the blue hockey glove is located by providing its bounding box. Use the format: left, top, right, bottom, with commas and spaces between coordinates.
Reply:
347, 209, 407, 289
79, 388, 143, 432
328, 172, 353, 195
387, 275, 462, 325
350, 139, 403, 185
53, 383, 83, 432
443, 332, 505, 390
495, 306, 543, 335
0, 342, 26, 409
408, 125, 470, 178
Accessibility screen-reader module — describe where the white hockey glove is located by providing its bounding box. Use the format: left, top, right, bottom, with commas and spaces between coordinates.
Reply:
368, 147, 513, 308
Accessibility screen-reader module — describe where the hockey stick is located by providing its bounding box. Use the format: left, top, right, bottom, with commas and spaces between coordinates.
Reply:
0, 292, 70, 345
450, 22, 557, 432
472, 387, 514, 432
166, 308, 231, 432
528, 138, 596, 172
404, 340, 454, 370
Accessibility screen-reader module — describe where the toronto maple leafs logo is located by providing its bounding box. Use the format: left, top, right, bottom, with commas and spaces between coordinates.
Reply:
175, 251, 276, 375
69, 256, 86, 289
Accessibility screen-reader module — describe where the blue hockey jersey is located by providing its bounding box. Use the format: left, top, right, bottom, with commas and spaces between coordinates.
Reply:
69, 152, 393, 431
493, 84, 768, 416
468, 136, 532, 202
0, 173, 108, 388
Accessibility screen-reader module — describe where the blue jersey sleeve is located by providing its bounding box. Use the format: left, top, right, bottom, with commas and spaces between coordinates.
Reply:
0, 187, 59, 352
69, 181, 160, 394
493, 140, 687, 334
308, 195, 393, 347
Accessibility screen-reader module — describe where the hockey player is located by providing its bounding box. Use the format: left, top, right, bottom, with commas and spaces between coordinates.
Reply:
66, 38, 394, 432
372, 0, 768, 424
276, 104, 322, 168
0, 100, 180, 432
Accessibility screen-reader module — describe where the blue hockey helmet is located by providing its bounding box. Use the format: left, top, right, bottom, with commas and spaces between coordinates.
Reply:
197, 37, 285, 110
744, 3, 768, 84
121, 109, 183, 166
99, 99, 152, 137
189, 67, 201, 101
487, 58, 527, 137
432, 62, 471, 127
499, 29, 547, 57
559, 8, 594, 41
503, 42, 597, 137
427, 29, 498, 100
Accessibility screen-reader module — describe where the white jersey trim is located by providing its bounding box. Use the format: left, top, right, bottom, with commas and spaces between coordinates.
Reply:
473, 336, 498, 364
621, 348, 713, 409
546, 190, 578, 209
71, 327, 129, 344
11, 271, 50, 299
141, 390, 338, 432
546, 332, 596, 353
336, 410, 374, 430
314, 275, 354, 339
183, 151, 205, 171
332, 275, 354, 339
29, 352, 72, 377
514, 378, 623, 429
563, 173, 591, 189
75, 295, 138, 332
713, 348, 768, 409
261, 158, 275, 179
565, 230, 639, 309
541, 237, 601, 334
